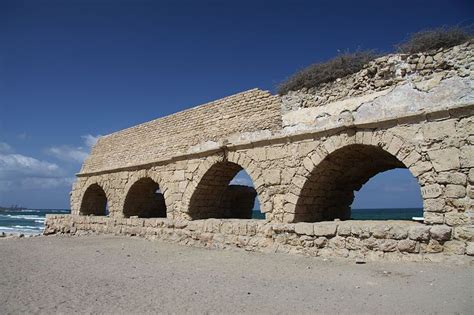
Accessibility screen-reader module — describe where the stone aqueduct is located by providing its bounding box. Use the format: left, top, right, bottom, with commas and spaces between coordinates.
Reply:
46, 43, 473, 261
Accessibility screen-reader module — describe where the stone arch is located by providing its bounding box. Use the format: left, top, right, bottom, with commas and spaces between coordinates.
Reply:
184, 151, 267, 219
79, 183, 108, 216
286, 130, 429, 222
121, 172, 169, 218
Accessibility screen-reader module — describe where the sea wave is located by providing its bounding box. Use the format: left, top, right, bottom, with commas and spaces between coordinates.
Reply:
0, 214, 45, 220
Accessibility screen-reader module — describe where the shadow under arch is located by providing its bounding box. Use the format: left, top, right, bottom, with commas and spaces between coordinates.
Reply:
80, 183, 108, 216
293, 143, 419, 222
123, 177, 167, 218
188, 161, 259, 220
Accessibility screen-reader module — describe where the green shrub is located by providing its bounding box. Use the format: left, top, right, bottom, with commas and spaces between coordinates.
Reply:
277, 51, 378, 95
396, 26, 472, 54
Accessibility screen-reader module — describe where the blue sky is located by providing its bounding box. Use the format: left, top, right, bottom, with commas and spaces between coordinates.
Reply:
0, 0, 472, 208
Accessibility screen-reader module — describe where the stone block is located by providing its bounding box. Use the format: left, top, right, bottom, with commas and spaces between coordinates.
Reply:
453, 226, 474, 241
427, 148, 460, 172
443, 240, 466, 255
387, 225, 408, 240
351, 225, 371, 238
295, 223, 314, 236
363, 237, 379, 250
424, 212, 444, 224
314, 237, 327, 248
408, 225, 431, 241
263, 169, 282, 186
371, 224, 390, 238
421, 184, 443, 199
444, 185, 466, 198
466, 242, 474, 256
410, 161, 432, 176
445, 212, 470, 226
423, 240, 444, 253
423, 198, 446, 213
422, 120, 456, 140
436, 172, 467, 185
398, 239, 418, 253
469, 169, 474, 184
429, 225, 452, 241
345, 237, 363, 250
379, 239, 398, 252
460, 146, 474, 168
328, 236, 346, 249
337, 224, 352, 236
314, 222, 337, 237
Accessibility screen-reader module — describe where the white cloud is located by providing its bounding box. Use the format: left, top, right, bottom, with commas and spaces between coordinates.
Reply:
0, 153, 60, 178
82, 134, 101, 148
46, 146, 89, 163
46, 134, 101, 163
0, 145, 72, 192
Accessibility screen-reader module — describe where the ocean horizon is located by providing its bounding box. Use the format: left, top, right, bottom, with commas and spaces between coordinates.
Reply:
0, 207, 423, 235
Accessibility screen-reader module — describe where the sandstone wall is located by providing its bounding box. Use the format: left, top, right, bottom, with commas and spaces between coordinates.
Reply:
44, 215, 474, 263
81, 89, 282, 174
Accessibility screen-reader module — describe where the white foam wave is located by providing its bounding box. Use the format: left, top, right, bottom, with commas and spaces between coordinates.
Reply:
2, 215, 44, 220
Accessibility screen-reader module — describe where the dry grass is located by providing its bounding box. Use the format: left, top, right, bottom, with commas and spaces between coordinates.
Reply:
396, 26, 472, 54
277, 51, 377, 95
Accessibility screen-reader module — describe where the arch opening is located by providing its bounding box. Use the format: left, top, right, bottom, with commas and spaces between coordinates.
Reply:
80, 183, 108, 216
123, 178, 167, 218
294, 144, 421, 222
351, 169, 423, 220
189, 161, 261, 220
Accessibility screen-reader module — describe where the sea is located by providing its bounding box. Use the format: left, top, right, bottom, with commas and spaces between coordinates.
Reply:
0, 208, 70, 235
0, 208, 423, 235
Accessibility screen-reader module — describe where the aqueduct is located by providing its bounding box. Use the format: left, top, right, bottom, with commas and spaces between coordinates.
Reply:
46, 42, 473, 262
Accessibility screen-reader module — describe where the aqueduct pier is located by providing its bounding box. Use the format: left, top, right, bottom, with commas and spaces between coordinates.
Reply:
46, 43, 474, 262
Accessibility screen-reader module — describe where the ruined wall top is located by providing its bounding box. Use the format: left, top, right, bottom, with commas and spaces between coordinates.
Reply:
80, 88, 282, 174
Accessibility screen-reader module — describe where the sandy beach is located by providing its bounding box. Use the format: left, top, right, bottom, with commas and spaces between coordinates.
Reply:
0, 235, 472, 314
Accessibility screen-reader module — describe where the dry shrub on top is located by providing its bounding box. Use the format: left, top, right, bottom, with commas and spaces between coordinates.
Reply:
277, 51, 378, 95
396, 26, 472, 54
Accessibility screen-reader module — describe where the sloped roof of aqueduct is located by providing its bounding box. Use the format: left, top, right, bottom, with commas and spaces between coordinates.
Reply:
80, 89, 282, 174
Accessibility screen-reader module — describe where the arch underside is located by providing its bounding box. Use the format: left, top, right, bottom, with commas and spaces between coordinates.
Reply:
123, 178, 167, 218
80, 183, 107, 216
189, 161, 257, 220
294, 144, 406, 222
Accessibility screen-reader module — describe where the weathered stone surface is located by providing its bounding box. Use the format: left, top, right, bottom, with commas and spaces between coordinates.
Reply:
295, 223, 314, 236
429, 226, 452, 241
398, 240, 418, 253
379, 240, 398, 252
454, 226, 474, 241
436, 172, 467, 185
466, 242, 474, 256
424, 212, 444, 225
444, 185, 466, 198
424, 240, 444, 253
428, 148, 461, 172
408, 225, 431, 241
443, 241, 466, 255
445, 212, 470, 226
469, 169, 474, 184
371, 224, 390, 239
387, 225, 408, 240
421, 184, 443, 199
313, 223, 337, 237
423, 198, 446, 213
